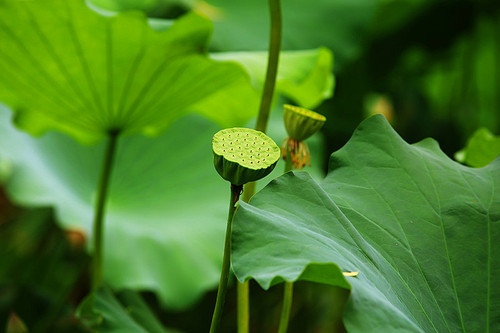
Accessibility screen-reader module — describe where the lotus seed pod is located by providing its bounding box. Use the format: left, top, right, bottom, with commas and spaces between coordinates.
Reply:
213, 128, 280, 185
283, 104, 326, 141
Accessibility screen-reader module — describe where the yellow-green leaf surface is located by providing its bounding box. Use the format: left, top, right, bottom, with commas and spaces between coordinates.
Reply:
232, 115, 500, 332
0, 0, 256, 143
212, 48, 334, 109
455, 128, 500, 168
87, 0, 191, 16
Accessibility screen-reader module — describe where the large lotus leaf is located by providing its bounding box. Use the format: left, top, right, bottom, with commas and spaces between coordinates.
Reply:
232, 115, 500, 332
212, 48, 334, 109
0, 105, 228, 309
206, 0, 376, 69
0, 102, 325, 308
77, 288, 174, 332
0, 0, 259, 143
455, 128, 500, 168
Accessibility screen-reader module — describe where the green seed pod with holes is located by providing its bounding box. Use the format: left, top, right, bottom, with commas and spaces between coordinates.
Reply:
283, 104, 326, 142
213, 128, 280, 185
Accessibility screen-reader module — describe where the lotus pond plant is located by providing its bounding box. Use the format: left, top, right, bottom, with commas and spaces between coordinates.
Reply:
210, 127, 280, 332
1, 0, 498, 331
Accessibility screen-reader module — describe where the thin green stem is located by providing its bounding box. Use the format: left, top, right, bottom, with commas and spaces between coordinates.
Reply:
238, 1, 282, 330
255, 0, 282, 133
276, 152, 295, 333
285, 157, 293, 173
278, 282, 294, 333
237, 281, 249, 333
92, 130, 120, 291
237, 181, 255, 333
210, 184, 243, 333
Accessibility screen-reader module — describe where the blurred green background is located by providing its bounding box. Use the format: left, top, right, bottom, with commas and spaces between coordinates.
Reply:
1, 0, 499, 332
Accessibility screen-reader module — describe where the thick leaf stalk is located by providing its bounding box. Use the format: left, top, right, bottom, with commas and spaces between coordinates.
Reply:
278, 282, 294, 333
239, 0, 282, 330
209, 184, 243, 333
92, 131, 119, 290
255, 0, 283, 134
237, 281, 250, 333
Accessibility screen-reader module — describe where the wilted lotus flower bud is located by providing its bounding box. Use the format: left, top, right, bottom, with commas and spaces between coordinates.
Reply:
213, 128, 280, 186
283, 104, 326, 142
282, 104, 326, 170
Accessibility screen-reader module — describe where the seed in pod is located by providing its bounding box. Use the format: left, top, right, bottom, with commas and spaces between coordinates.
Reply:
283, 104, 326, 142
213, 128, 280, 185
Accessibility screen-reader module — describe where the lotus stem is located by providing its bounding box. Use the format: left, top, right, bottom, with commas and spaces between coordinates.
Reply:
92, 130, 120, 291
278, 282, 294, 333
255, 0, 282, 133
284, 143, 294, 172
239, 0, 282, 330
237, 281, 250, 333
210, 184, 243, 333
276, 154, 296, 332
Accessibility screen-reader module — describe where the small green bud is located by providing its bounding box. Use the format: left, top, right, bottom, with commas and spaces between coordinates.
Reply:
213, 128, 280, 185
283, 104, 326, 141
